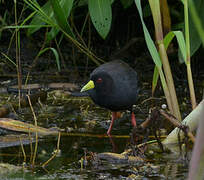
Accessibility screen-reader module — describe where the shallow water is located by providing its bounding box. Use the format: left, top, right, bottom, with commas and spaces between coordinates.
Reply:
1, 69, 204, 180
0, 88, 195, 180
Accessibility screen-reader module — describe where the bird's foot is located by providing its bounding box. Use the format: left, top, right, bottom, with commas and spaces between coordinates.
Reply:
106, 112, 118, 136
131, 112, 137, 127
107, 129, 111, 136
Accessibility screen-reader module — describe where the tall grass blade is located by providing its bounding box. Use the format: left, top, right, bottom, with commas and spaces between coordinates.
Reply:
135, 0, 173, 113
164, 31, 187, 64
148, 0, 181, 120
38, 47, 61, 71
152, 66, 159, 96
134, 0, 162, 68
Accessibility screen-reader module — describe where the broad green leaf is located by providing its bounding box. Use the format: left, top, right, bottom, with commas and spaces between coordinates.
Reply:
188, 0, 204, 54
88, 0, 112, 39
27, 0, 53, 35
27, 0, 74, 40
47, 0, 74, 41
180, 0, 204, 56
50, 0, 75, 38
135, 0, 162, 68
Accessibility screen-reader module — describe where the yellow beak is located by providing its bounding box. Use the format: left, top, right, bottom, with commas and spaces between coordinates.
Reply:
80, 80, 95, 92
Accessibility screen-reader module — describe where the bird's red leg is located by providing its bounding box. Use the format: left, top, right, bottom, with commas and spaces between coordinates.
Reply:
107, 112, 117, 135
131, 112, 137, 127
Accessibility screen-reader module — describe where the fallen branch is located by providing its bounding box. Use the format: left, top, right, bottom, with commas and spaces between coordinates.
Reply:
163, 99, 204, 145
160, 109, 195, 143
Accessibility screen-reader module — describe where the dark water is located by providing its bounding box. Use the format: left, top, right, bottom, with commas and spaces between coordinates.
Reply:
0, 136, 189, 179
0, 90, 194, 180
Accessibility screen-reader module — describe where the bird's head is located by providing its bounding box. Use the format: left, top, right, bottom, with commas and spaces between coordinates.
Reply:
80, 72, 113, 96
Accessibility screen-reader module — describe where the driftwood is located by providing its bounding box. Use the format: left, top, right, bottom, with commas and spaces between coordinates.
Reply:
7, 83, 79, 93
97, 152, 144, 164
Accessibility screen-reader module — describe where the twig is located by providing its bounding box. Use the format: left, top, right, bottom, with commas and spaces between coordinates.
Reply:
141, 97, 164, 105
20, 136, 26, 168
160, 109, 195, 143
27, 95, 38, 167
41, 132, 61, 167
28, 131, 33, 164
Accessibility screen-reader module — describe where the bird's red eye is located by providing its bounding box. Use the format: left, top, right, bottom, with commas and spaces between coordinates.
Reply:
96, 78, 103, 83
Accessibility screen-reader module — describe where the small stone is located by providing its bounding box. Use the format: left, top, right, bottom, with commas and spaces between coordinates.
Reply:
161, 104, 167, 109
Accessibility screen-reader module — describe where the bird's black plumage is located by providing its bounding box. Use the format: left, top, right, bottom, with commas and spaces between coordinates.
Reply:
80, 60, 138, 135
81, 60, 138, 111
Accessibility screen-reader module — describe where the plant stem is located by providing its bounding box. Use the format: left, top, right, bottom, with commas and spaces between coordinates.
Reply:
158, 43, 181, 121
14, 0, 22, 107
187, 63, 197, 109
27, 95, 38, 168
184, 0, 197, 109
149, 0, 181, 121
159, 69, 174, 113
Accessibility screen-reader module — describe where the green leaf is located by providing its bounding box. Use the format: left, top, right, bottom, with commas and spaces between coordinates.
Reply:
188, 0, 204, 55
163, 31, 175, 50
173, 31, 187, 64
135, 0, 162, 68
164, 31, 187, 64
88, 0, 112, 39
135, 0, 169, 96
27, 0, 53, 35
50, 0, 75, 38
47, 0, 74, 41
38, 47, 61, 71
152, 66, 159, 96
47, 27, 60, 42
27, 0, 74, 40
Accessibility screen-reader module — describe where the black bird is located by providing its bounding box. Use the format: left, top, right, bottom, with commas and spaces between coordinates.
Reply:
81, 60, 138, 135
